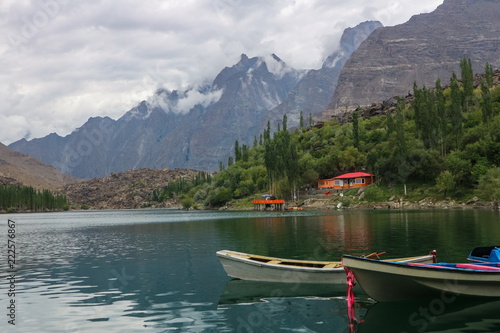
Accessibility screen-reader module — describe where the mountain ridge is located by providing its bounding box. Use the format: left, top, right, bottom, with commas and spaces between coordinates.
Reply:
331, 0, 500, 108
0, 142, 79, 190
9, 21, 380, 178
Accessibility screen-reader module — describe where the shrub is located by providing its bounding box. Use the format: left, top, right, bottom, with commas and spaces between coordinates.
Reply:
364, 185, 386, 202
476, 167, 500, 204
181, 197, 193, 210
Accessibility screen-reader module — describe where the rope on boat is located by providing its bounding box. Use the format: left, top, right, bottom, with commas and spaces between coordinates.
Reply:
344, 266, 363, 329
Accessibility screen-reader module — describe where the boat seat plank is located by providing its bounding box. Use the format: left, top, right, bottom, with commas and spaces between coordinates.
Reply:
267, 260, 282, 265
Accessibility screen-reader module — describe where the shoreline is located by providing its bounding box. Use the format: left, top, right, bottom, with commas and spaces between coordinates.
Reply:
2, 196, 498, 213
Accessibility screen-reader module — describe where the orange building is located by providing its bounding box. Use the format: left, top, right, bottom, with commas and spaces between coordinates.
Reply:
318, 172, 376, 190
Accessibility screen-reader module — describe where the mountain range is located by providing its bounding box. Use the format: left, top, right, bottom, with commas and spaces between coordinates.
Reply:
9, 0, 500, 179
9, 21, 381, 178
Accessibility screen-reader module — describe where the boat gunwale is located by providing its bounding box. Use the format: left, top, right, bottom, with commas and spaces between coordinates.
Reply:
217, 250, 435, 272
342, 254, 500, 276
217, 250, 344, 271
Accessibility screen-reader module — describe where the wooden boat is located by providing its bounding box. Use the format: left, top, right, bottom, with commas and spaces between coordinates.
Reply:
342, 254, 500, 302
216, 250, 436, 284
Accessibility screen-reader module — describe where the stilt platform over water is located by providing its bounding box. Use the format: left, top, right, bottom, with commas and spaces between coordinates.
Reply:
252, 200, 285, 211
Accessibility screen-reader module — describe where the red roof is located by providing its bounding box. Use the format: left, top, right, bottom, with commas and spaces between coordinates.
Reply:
333, 172, 376, 179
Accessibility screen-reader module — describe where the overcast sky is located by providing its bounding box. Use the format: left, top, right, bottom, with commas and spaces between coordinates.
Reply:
0, 0, 443, 145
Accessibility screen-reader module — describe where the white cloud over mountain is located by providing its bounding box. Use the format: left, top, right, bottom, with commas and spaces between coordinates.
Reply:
0, 0, 443, 144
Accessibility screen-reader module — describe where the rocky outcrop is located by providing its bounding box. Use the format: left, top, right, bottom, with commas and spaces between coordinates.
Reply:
331, 0, 500, 108
62, 168, 202, 209
324, 69, 500, 124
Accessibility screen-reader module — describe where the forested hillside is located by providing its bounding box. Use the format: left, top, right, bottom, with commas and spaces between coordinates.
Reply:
152, 60, 500, 209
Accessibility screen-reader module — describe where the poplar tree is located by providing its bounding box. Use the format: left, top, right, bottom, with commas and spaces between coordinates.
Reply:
435, 79, 447, 156
460, 58, 474, 113
449, 72, 463, 148
352, 108, 360, 149
263, 114, 300, 198
234, 140, 241, 162
264, 121, 271, 142
481, 78, 493, 124
413, 83, 438, 149
413, 82, 424, 132
394, 98, 411, 187
485, 62, 494, 89
241, 144, 249, 162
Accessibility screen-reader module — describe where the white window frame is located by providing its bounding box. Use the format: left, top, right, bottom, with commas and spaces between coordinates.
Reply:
355, 178, 365, 184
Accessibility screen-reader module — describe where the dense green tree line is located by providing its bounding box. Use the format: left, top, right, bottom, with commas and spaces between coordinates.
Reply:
0, 185, 69, 212
152, 59, 500, 208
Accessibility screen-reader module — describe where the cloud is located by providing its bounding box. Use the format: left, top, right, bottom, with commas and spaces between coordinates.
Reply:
0, 0, 443, 145
148, 87, 223, 115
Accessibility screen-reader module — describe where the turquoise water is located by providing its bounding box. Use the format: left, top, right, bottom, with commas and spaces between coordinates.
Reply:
1, 208, 500, 332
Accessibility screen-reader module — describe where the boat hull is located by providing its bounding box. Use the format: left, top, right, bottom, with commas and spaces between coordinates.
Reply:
342, 255, 500, 302
217, 250, 435, 284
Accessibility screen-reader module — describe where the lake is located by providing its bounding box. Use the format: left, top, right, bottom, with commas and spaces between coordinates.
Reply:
1, 208, 500, 332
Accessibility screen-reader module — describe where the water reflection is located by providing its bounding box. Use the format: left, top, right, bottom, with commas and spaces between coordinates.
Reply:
218, 279, 360, 305
356, 298, 500, 333
3, 209, 500, 332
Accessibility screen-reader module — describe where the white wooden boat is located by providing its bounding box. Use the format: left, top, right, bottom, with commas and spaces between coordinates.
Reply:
342, 254, 500, 302
216, 250, 436, 284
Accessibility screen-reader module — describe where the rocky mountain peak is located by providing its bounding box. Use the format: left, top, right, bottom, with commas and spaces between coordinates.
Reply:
262, 20, 382, 131
331, 0, 500, 108
322, 20, 383, 70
